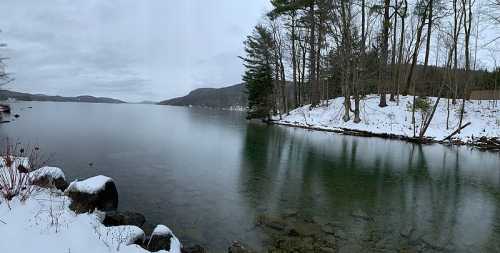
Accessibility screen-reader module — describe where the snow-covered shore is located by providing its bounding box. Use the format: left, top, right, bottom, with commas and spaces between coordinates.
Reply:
273, 95, 500, 143
0, 163, 181, 253
0, 189, 157, 253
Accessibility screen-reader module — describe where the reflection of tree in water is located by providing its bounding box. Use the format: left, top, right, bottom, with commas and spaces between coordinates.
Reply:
238, 124, 500, 251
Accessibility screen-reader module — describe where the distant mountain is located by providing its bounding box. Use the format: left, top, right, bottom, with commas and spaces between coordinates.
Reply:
159, 83, 247, 109
0, 89, 126, 104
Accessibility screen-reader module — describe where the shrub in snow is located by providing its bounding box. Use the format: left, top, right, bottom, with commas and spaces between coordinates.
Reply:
64, 175, 118, 213
0, 140, 48, 202
0, 142, 35, 202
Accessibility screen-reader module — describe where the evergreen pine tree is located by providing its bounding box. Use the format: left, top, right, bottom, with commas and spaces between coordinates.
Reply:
240, 25, 274, 119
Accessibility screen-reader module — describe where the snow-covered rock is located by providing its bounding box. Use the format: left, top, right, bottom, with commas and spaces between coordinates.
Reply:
66, 175, 114, 194
274, 95, 500, 142
146, 225, 182, 253
29, 166, 68, 191
0, 188, 159, 253
65, 175, 118, 213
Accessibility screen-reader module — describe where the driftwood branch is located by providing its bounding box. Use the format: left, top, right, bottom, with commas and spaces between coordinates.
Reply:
442, 122, 471, 141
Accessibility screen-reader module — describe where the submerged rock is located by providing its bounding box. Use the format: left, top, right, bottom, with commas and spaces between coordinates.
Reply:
181, 244, 207, 253
64, 175, 118, 213
228, 241, 256, 253
286, 221, 322, 237
257, 215, 287, 231
103, 211, 146, 228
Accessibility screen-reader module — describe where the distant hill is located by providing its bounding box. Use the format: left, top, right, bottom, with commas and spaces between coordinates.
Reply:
159, 83, 247, 109
0, 89, 126, 104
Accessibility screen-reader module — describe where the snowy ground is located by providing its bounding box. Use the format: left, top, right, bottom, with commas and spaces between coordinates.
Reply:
0, 165, 180, 253
274, 95, 500, 142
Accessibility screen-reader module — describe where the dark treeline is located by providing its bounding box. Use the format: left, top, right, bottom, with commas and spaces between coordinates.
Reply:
241, 0, 500, 133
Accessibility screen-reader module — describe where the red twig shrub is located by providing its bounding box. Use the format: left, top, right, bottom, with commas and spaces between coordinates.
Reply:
0, 139, 47, 202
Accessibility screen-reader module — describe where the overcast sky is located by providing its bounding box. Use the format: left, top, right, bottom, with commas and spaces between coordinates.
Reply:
0, 0, 271, 102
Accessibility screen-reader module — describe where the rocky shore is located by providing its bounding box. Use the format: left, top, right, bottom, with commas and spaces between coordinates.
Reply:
0, 159, 276, 253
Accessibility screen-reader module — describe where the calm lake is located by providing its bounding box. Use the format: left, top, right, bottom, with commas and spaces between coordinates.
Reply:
1, 102, 500, 252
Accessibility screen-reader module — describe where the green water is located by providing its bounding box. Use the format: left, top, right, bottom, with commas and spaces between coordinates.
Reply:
1, 102, 499, 252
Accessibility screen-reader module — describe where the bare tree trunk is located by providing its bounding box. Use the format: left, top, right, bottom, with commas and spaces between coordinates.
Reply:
301, 36, 307, 104
423, 0, 434, 74
390, 0, 398, 102
291, 14, 298, 109
309, 0, 320, 108
420, 87, 442, 138
404, 2, 429, 95
378, 0, 390, 107
459, 0, 472, 133
353, 0, 366, 123
452, 0, 462, 105
395, 0, 408, 105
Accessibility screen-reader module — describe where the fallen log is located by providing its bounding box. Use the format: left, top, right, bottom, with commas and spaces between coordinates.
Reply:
442, 122, 471, 141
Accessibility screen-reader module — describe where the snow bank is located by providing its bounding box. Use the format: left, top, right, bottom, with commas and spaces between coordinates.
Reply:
65, 175, 113, 194
0, 186, 180, 253
29, 166, 66, 181
275, 95, 500, 142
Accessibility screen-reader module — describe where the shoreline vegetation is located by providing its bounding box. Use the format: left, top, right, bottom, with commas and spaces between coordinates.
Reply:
238, 0, 500, 156
0, 144, 259, 253
268, 95, 500, 151
0, 155, 185, 253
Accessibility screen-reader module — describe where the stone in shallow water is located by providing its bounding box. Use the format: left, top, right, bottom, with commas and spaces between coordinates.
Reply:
282, 209, 298, 217
144, 224, 178, 252
321, 224, 335, 235
257, 215, 287, 231
103, 211, 146, 228
286, 221, 321, 237
228, 241, 256, 253
181, 244, 206, 253
312, 215, 330, 226
351, 209, 372, 221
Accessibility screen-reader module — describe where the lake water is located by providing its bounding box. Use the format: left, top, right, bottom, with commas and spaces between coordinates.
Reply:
1, 102, 500, 252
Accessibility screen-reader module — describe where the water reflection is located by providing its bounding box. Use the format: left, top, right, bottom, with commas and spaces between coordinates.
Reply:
239, 125, 500, 252
1, 102, 499, 252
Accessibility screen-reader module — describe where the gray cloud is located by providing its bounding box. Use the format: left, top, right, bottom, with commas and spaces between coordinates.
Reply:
0, 0, 270, 102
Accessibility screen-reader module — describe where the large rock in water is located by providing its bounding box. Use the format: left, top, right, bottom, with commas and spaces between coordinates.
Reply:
144, 224, 181, 252
103, 211, 146, 228
64, 175, 118, 213
29, 166, 69, 191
